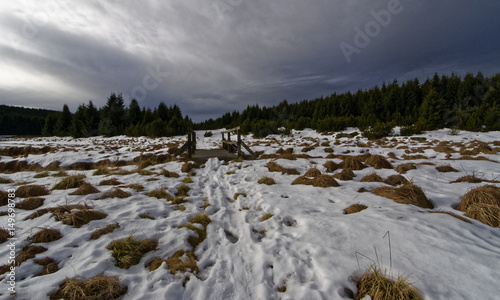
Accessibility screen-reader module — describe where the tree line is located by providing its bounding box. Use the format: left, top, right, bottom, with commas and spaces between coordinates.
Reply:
42, 93, 192, 137
0, 105, 56, 136
194, 72, 500, 137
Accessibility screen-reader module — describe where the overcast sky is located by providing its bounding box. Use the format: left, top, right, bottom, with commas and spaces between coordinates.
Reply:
1, 0, 499, 122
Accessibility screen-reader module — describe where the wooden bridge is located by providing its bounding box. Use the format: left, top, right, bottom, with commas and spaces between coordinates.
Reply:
175, 127, 256, 163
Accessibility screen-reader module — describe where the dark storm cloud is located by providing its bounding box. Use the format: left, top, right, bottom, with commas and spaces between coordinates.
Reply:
1, 0, 499, 121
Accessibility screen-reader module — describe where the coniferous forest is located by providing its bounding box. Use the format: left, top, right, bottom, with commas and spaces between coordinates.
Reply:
1, 72, 499, 138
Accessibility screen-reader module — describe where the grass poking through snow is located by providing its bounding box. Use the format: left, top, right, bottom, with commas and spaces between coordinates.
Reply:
107, 235, 158, 269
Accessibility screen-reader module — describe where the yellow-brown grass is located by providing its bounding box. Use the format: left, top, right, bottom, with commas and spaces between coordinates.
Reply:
436, 165, 458, 172
162, 169, 180, 178
324, 161, 340, 172
333, 169, 355, 181
50, 275, 127, 300
98, 178, 122, 186
261, 213, 274, 221
16, 197, 44, 210
147, 188, 174, 200
177, 185, 191, 197
452, 175, 482, 183
181, 162, 199, 173
16, 185, 50, 197
97, 188, 131, 199
395, 163, 417, 174
0, 228, 9, 244
0, 160, 43, 173
53, 175, 86, 190
340, 157, 366, 170
292, 174, 340, 187
0, 177, 13, 184
234, 193, 247, 200
31, 228, 62, 243
428, 211, 472, 223
70, 182, 100, 195
148, 257, 165, 271
365, 155, 393, 169
165, 250, 199, 274
34, 257, 59, 276
371, 183, 434, 209
124, 184, 144, 192
355, 265, 422, 300
91, 223, 120, 240
344, 204, 368, 214
360, 172, 384, 183
16, 245, 47, 267
258, 177, 276, 185
54, 209, 107, 228
457, 185, 500, 227
266, 161, 300, 175
180, 213, 212, 250
107, 235, 158, 269
34, 171, 50, 178
0, 191, 8, 206
384, 175, 409, 186
304, 168, 322, 178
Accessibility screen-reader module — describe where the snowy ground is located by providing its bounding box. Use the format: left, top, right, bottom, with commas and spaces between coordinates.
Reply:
1, 128, 499, 299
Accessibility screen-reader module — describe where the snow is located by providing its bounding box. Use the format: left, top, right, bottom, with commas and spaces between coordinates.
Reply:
1, 128, 500, 299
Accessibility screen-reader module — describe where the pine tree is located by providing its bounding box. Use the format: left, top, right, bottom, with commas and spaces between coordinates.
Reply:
128, 99, 142, 125
54, 104, 72, 136
418, 88, 446, 130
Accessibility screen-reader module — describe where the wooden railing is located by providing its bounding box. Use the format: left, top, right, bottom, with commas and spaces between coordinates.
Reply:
175, 131, 196, 158
221, 126, 256, 158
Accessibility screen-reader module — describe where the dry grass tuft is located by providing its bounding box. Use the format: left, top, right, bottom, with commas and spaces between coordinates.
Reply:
162, 169, 180, 178
124, 184, 144, 192
181, 162, 199, 173
428, 211, 472, 223
304, 168, 322, 178
31, 228, 62, 243
16, 197, 44, 210
50, 275, 127, 300
436, 165, 458, 173
34, 257, 59, 276
16, 185, 50, 197
0, 177, 14, 184
384, 175, 409, 186
324, 161, 340, 173
34, 171, 51, 178
361, 172, 384, 183
395, 163, 417, 174
0, 190, 8, 206
261, 213, 274, 221
91, 223, 120, 240
182, 177, 194, 183
107, 235, 158, 269
371, 183, 434, 209
177, 185, 191, 197
54, 209, 107, 228
292, 174, 340, 187
97, 188, 131, 199
70, 182, 100, 195
180, 213, 212, 250
165, 250, 199, 274
340, 157, 366, 170
0, 228, 9, 244
234, 192, 247, 200
457, 185, 500, 227
365, 155, 393, 169
53, 175, 86, 190
148, 257, 165, 271
147, 188, 174, 200
98, 178, 122, 186
16, 245, 47, 266
452, 174, 482, 183
258, 177, 276, 185
355, 265, 422, 300
333, 169, 356, 181
266, 161, 300, 175
344, 204, 368, 214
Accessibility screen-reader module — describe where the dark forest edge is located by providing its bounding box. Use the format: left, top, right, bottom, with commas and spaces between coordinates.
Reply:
1, 72, 499, 138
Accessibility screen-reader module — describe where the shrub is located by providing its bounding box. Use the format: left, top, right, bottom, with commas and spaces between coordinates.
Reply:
400, 124, 423, 136
107, 236, 158, 269
204, 131, 213, 137
50, 275, 127, 300
362, 122, 394, 139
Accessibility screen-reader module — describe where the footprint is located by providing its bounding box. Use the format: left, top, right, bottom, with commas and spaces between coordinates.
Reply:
224, 230, 239, 243
282, 216, 298, 227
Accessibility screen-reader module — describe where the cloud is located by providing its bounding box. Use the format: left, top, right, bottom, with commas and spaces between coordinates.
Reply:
1, 0, 499, 121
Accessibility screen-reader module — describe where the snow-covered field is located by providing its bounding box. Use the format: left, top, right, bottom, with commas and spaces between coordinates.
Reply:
1, 128, 499, 300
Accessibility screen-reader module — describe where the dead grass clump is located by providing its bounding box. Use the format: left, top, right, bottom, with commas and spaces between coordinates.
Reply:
261, 213, 274, 221
324, 161, 340, 173
301, 146, 315, 152
31, 228, 62, 243
457, 185, 500, 227
0, 177, 13, 184
234, 193, 247, 200
55, 209, 107, 228
0, 191, 8, 206
34, 171, 50, 178
162, 169, 180, 178
435, 141, 455, 153
16, 197, 44, 210
52, 170, 68, 177
66, 162, 95, 170
16, 245, 47, 266
91, 223, 120, 240
98, 178, 122, 186
384, 175, 409, 186
107, 235, 158, 269
70, 182, 100, 195
258, 177, 276, 185
182, 177, 194, 183
147, 188, 173, 200
304, 168, 322, 178
97, 188, 131, 199
340, 157, 366, 170
124, 184, 144, 192
371, 183, 434, 209
148, 257, 165, 271
0, 228, 9, 244
177, 185, 191, 197
34, 257, 59, 276
360, 172, 384, 183
365, 155, 393, 169
436, 165, 458, 173
276, 148, 294, 155
452, 175, 482, 183
16, 185, 50, 197
0, 160, 43, 173
179, 213, 211, 250
266, 161, 283, 172
429, 211, 472, 223
53, 175, 86, 190
355, 265, 422, 300
165, 250, 199, 274
45, 161, 62, 171
395, 163, 417, 174
50, 275, 127, 300
333, 169, 355, 181
344, 204, 368, 214
402, 154, 428, 160
181, 162, 199, 173
292, 174, 340, 187
92, 168, 110, 176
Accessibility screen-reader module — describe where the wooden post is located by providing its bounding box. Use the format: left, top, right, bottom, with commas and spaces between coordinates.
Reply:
187, 132, 192, 158
191, 131, 196, 155
227, 132, 231, 151
237, 129, 242, 157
